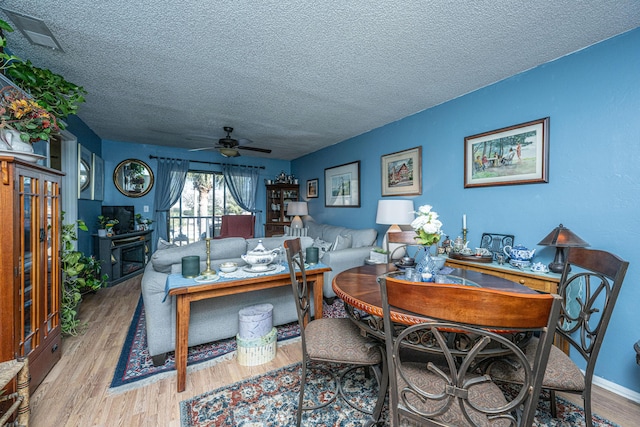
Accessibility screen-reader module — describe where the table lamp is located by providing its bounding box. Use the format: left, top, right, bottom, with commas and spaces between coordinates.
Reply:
287, 201, 308, 229
376, 199, 415, 260
538, 223, 589, 273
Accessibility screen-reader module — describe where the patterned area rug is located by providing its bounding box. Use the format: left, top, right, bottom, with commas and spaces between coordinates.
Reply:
109, 296, 347, 393
180, 363, 621, 427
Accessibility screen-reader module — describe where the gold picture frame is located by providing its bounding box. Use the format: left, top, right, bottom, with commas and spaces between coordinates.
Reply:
381, 146, 422, 196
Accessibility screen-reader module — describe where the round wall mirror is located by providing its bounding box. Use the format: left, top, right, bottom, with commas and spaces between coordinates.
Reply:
79, 158, 91, 191
113, 159, 154, 197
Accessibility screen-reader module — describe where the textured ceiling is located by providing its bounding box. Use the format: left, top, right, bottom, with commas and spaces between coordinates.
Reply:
1, 1, 639, 160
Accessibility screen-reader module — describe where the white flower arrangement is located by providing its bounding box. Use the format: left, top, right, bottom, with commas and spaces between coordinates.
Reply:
411, 204, 443, 246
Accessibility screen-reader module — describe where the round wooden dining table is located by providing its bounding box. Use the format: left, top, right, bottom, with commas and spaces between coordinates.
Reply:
332, 263, 537, 327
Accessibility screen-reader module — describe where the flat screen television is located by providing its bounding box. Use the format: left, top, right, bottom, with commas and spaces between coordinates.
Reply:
101, 205, 135, 235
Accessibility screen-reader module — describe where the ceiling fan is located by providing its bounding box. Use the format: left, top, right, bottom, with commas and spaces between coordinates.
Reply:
189, 126, 272, 157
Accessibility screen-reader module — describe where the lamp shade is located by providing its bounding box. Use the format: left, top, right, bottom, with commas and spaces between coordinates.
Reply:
287, 201, 308, 229
286, 202, 308, 216
538, 224, 589, 247
376, 200, 415, 225
538, 224, 589, 273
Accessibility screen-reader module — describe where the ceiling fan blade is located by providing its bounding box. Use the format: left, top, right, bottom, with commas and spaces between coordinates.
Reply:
188, 147, 216, 152
237, 146, 272, 153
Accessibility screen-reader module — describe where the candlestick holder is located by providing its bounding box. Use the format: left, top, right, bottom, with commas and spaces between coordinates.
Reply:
201, 238, 216, 276
462, 228, 468, 244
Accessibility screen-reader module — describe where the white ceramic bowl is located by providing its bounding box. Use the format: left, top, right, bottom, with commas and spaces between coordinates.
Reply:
219, 262, 238, 273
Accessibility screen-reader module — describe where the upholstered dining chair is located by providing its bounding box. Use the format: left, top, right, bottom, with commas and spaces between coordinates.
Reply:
213, 214, 255, 239
284, 238, 387, 427
379, 273, 563, 426
488, 247, 629, 427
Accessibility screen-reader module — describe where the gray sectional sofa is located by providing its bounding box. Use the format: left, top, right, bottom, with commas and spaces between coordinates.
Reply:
140, 221, 376, 364
303, 218, 378, 300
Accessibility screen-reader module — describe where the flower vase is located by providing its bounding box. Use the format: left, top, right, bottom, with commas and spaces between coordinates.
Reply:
416, 245, 446, 280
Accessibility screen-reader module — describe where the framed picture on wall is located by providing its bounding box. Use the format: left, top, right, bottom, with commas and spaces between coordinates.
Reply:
325, 161, 360, 207
307, 178, 318, 198
464, 117, 549, 188
381, 146, 422, 196
91, 153, 104, 201
78, 144, 92, 200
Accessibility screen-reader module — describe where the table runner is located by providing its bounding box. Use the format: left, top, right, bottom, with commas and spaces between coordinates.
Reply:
163, 262, 328, 301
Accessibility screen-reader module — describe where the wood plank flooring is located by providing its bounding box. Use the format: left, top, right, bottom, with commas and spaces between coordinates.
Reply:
29, 275, 640, 426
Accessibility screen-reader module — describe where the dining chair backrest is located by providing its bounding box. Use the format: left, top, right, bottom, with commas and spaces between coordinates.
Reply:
556, 247, 628, 383
214, 215, 256, 239
283, 237, 311, 331
379, 274, 563, 426
386, 231, 419, 260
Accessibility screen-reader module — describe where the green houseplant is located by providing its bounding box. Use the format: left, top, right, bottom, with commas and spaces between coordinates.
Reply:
97, 215, 119, 236
61, 214, 107, 336
1, 19, 87, 129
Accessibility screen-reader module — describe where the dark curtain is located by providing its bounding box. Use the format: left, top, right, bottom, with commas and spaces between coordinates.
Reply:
153, 157, 189, 245
222, 164, 262, 237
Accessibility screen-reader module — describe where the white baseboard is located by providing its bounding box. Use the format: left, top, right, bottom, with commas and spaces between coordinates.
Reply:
592, 374, 640, 404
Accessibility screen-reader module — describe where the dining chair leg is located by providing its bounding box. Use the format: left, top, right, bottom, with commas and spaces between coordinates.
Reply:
584, 387, 594, 427
549, 390, 557, 418
297, 360, 307, 427
371, 347, 388, 424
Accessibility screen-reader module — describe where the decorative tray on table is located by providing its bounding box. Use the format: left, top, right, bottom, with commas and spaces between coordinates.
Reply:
449, 253, 494, 263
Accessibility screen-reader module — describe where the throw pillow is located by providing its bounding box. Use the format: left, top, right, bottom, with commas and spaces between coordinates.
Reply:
284, 225, 309, 237
333, 233, 353, 251
312, 237, 333, 257
157, 238, 176, 250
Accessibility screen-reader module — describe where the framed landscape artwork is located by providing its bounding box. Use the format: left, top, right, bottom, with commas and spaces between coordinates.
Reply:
307, 178, 318, 198
91, 153, 104, 201
464, 117, 549, 188
325, 161, 360, 207
381, 146, 422, 196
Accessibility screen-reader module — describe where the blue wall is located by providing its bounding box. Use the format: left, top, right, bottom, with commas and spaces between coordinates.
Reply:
66, 115, 103, 255
99, 140, 291, 242
292, 28, 640, 393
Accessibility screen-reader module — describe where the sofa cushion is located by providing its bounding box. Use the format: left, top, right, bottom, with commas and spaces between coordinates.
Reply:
305, 219, 377, 249
157, 237, 177, 250
151, 237, 247, 273
312, 237, 334, 256
247, 236, 312, 251
305, 220, 324, 241
349, 228, 377, 248
333, 233, 352, 251
319, 224, 348, 247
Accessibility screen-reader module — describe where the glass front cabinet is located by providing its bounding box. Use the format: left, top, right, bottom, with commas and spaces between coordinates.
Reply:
0, 157, 63, 392
265, 184, 299, 237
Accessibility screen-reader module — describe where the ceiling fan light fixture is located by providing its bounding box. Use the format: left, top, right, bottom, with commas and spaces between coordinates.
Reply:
219, 147, 240, 158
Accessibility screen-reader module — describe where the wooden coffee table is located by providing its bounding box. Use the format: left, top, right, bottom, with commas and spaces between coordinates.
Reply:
168, 265, 330, 392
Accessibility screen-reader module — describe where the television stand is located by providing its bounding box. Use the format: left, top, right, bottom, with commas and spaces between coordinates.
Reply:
94, 230, 153, 286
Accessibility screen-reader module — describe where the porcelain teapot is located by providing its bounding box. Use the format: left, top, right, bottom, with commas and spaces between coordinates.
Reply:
241, 240, 278, 270
503, 244, 536, 261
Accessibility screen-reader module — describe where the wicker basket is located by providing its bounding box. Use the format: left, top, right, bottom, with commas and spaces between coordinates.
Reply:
236, 327, 277, 366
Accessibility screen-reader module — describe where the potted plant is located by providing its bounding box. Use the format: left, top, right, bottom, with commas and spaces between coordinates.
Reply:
1, 19, 86, 128
61, 214, 107, 336
0, 85, 60, 146
135, 213, 154, 230
97, 215, 119, 237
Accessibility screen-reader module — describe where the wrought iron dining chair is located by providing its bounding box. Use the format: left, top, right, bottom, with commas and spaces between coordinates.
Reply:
284, 238, 387, 427
386, 230, 420, 261
488, 247, 628, 427
379, 273, 562, 426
